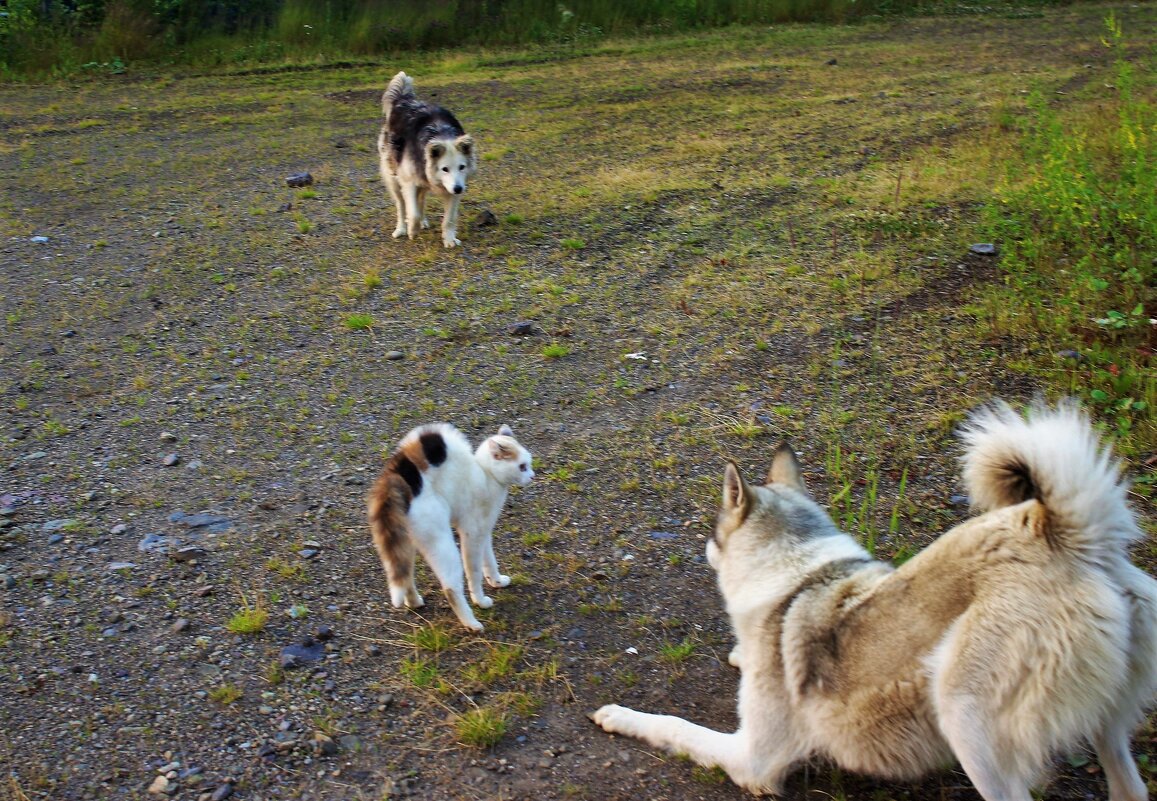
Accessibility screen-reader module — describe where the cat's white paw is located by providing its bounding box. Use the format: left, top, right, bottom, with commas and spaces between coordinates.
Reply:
461, 618, 484, 633
391, 226, 406, 239
486, 574, 511, 588
406, 593, 425, 609
442, 236, 460, 248
474, 595, 494, 609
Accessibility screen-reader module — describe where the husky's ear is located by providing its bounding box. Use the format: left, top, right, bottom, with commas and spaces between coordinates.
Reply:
498, 424, 513, 437
718, 461, 752, 534
766, 441, 807, 493
455, 134, 474, 157
429, 142, 445, 159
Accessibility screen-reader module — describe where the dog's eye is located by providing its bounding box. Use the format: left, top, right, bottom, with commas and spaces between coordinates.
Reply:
442, 167, 449, 172
459, 165, 465, 171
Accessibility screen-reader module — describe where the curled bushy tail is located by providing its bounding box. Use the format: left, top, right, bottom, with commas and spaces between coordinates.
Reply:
959, 399, 1141, 553
383, 71, 415, 120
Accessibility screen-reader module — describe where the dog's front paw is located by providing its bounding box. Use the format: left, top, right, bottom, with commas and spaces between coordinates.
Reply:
406, 593, 425, 609
590, 704, 639, 737
420, 217, 430, 229
486, 574, 511, 588
728, 646, 742, 669
392, 226, 406, 239
442, 237, 461, 248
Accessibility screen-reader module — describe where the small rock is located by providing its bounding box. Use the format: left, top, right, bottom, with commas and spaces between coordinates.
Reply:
826, 58, 838, 66
297, 548, 318, 560
338, 734, 362, 752
385, 350, 405, 361
315, 625, 334, 642
313, 733, 339, 757
506, 321, 536, 337
160, 432, 178, 443
171, 618, 190, 633
648, 531, 677, 540
148, 775, 169, 795
172, 546, 208, 563
1056, 349, 1086, 362
280, 640, 325, 669
47, 534, 64, 545
110, 523, 128, 535
162, 453, 180, 467
30, 235, 49, 243
138, 533, 175, 554
194, 585, 214, 597
210, 783, 233, 801
186, 459, 204, 471
474, 209, 498, 227
949, 494, 970, 507
286, 172, 313, 188
107, 562, 137, 572
363, 643, 382, 657
42, 519, 78, 532
969, 242, 997, 256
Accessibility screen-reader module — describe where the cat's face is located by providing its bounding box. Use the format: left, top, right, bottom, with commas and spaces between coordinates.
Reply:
485, 426, 534, 487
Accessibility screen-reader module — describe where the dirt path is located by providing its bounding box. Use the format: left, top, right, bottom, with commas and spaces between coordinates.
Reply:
1, 4, 1153, 800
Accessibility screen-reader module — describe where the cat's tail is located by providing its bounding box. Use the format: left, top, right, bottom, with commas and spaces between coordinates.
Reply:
367, 465, 422, 609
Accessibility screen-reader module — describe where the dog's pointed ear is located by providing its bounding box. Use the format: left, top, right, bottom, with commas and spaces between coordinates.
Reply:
429, 142, 445, 159
766, 441, 807, 493
718, 461, 752, 534
455, 134, 474, 156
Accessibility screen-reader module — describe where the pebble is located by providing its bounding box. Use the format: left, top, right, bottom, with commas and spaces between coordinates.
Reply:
110, 523, 128, 535
194, 585, 214, 597
160, 432, 178, 443
173, 546, 208, 563
210, 783, 234, 801
286, 172, 313, 188
162, 453, 180, 467
507, 321, 536, 336
969, 242, 997, 255
147, 775, 169, 795
474, 209, 498, 227
47, 534, 63, 545
297, 549, 318, 560
42, 519, 78, 532
363, 643, 382, 657
280, 639, 325, 669
171, 618, 190, 633
385, 351, 405, 361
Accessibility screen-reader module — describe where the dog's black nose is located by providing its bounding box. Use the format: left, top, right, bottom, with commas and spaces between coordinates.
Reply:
453, 186, 464, 195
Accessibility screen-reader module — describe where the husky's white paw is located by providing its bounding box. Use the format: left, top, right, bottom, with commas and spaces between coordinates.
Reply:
442, 237, 461, 248
590, 704, 639, 736
728, 646, 742, 669
406, 593, 425, 609
486, 574, 511, 588
392, 227, 406, 239
420, 217, 430, 229
474, 595, 494, 609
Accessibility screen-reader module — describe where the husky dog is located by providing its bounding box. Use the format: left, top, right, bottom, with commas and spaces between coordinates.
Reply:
378, 71, 478, 248
593, 401, 1157, 801
367, 423, 533, 631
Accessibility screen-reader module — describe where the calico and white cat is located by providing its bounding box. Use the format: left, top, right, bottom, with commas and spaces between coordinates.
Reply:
367, 423, 534, 631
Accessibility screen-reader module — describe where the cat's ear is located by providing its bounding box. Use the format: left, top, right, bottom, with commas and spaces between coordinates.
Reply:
498, 424, 514, 437
490, 439, 515, 460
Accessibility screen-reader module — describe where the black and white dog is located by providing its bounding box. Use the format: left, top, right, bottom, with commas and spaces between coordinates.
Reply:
378, 72, 478, 248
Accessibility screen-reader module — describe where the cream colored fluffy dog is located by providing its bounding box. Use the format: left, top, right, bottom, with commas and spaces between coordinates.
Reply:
593, 400, 1157, 801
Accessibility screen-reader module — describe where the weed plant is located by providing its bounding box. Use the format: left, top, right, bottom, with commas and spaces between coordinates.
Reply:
981, 14, 1154, 454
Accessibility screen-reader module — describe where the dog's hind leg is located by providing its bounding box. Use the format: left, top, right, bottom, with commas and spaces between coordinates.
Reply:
591, 706, 782, 794
385, 178, 407, 239
416, 187, 430, 229
937, 696, 1034, 801
441, 194, 462, 248
402, 183, 422, 239
1093, 725, 1148, 801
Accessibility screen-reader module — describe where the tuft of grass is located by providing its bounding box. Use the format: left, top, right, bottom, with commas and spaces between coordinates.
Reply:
659, 637, 696, 664
343, 313, 373, 331
404, 622, 453, 653
453, 705, 507, 748
560, 238, 585, 250
460, 643, 523, 686
542, 343, 570, 359
208, 683, 243, 704
226, 593, 268, 635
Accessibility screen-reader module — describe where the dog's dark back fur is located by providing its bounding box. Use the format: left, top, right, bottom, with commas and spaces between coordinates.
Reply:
387, 91, 466, 170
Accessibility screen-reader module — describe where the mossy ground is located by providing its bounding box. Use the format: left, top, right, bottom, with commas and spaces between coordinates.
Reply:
0, 4, 1153, 799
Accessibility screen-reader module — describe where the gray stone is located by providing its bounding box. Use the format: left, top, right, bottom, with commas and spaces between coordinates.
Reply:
42, 519, 78, 532
969, 242, 997, 255
286, 172, 313, 188
172, 546, 207, 563
506, 321, 536, 336
210, 783, 233, 801
385, 350, 405, 361
138, 533, 176, 553
162, 453, 180, 467
280, 640, 325, 669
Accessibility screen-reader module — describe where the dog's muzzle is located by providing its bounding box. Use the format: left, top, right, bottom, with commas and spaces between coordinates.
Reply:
453, 185, 464, 195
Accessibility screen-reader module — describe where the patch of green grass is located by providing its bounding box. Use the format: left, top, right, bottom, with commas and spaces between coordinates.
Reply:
453, 705, 507, 748
560, 238, 585, 250
343, 313, 373, 331
225, 593, 268, 635
542, 343, 570, 359
265, 556, 306, 580
503, 213, 523, 224
404, 622, 453, 653
400, 654, 440, 688
460, 643, 523, 686
208, 683, 243, 704
659, 637, 696, 664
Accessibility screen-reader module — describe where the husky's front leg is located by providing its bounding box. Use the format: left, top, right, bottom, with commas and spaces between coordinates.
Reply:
591, 706, 777, 795
385, 177, 407, 239
402, 183, 422, 239
416, 187, 430, 229
441, 194, 462, 248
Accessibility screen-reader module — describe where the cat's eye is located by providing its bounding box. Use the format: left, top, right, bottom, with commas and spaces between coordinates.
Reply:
519, 463, 528, 472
